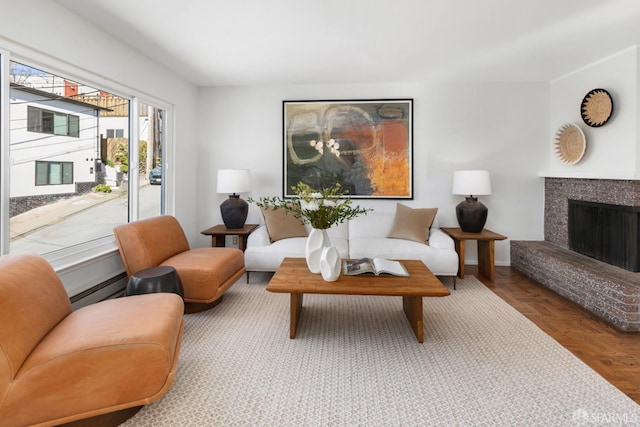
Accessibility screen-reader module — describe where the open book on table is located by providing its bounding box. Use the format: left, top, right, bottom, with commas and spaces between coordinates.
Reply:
342, 258, 409, 277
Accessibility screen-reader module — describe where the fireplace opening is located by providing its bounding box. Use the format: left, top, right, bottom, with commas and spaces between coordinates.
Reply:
568, 199, 640, 272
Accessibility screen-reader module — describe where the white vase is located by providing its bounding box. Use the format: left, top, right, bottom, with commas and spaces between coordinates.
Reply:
305, 228, 330, 273
320, 246, 341, 281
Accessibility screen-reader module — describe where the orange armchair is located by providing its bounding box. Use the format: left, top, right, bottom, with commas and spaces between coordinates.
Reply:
0, 253, 184, 427
113, 215, 245, 312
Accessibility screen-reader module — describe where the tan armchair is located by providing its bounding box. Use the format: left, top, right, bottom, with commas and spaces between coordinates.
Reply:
0, 253, 184, 427
114, 215, 245, 312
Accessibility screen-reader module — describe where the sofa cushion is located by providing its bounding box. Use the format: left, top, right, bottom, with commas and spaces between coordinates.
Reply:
162, 247, 245, 302
387, 203, 437, 244
244, 231, 349, 272
348, 236, 459, 276
261, 207, 307, 242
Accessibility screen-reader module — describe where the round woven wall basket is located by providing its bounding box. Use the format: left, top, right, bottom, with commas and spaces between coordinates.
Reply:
554, 123, 586, 165
581, 88, 613, 127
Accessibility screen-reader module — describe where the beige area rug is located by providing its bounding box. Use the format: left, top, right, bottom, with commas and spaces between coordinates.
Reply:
123, 274, 640, 426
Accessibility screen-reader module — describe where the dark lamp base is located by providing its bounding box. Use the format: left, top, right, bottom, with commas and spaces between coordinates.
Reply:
456, 197, 488, 233
220, 195, 248, 229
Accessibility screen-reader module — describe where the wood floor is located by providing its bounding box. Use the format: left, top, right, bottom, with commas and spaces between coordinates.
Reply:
465, 265, 640, 405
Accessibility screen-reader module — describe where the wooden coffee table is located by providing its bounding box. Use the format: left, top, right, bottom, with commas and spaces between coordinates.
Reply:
266, 258, 450, 343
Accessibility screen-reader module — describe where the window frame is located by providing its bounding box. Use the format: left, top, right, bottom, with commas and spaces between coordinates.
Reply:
27, 106, 80, 137
106, 128, 125, 138
35, 160, 74, 185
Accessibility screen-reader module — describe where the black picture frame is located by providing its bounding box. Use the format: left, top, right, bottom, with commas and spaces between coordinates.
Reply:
282, 99, 413, 199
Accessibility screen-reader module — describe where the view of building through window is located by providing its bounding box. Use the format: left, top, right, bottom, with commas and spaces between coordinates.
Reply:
138, 102, 164, 221
8, 61, 164, 255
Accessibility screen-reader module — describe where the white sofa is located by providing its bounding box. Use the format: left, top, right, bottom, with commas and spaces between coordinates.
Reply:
244, 211, 459, 280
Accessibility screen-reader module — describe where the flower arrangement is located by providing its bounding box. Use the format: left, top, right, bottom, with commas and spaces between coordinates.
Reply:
249, 182, 371, 229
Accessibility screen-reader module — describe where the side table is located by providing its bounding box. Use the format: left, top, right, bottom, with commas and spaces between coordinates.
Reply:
126, 266, 184, 299
200, 224, 259, 252
440, 227, 507, 282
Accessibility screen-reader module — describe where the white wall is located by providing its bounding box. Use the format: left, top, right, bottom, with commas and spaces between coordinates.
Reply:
547, 46, 638, 178
198, 82, 548, 265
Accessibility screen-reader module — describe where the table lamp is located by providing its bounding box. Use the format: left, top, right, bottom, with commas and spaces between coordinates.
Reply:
452, 170, 491, 233
217, 169, 251, 229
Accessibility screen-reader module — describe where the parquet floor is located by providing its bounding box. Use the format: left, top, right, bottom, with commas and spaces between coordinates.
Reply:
466, 265, 640, 405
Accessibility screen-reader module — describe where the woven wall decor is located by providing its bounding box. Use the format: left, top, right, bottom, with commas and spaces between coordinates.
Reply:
581, 88, 613, 127
554, 123, 586, 165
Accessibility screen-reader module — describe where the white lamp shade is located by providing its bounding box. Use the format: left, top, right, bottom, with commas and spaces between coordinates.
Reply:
216, 169, 251, 194
452, 170, 492, 196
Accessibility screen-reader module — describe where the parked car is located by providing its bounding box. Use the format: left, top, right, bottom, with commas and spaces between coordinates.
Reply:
149, 166, 162, 185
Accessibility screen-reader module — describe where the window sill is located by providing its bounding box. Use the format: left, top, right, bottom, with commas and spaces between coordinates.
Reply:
42, 236, 127, 298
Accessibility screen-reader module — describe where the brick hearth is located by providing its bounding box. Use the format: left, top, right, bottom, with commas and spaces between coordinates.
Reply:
511, 241, 640, 331
511, 177, 640, 332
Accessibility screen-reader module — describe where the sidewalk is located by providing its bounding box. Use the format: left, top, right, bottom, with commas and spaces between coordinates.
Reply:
10, 191, 124, 239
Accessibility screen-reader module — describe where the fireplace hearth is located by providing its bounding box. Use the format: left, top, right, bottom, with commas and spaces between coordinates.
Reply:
511, 177, 640, 332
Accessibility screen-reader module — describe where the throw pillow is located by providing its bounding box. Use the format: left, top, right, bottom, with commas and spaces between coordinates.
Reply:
387, 203, 438, 244
261, 206, 308, 242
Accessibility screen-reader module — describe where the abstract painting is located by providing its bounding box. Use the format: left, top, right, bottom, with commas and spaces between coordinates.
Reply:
283, 99, 413, 199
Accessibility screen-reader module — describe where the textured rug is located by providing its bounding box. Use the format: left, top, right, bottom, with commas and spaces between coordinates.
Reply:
123, 274, 639, 426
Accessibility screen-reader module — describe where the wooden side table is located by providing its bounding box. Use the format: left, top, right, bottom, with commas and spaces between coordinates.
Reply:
440, 227, 507, 282
200, 224, 259, 252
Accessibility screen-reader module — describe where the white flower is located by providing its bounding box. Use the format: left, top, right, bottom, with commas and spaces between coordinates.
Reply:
304, 201, 319, 211
310, 140, 317, 147
309, 192, 322, 198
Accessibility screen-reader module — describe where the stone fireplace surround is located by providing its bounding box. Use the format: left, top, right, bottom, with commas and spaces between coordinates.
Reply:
511, 177, 640, 332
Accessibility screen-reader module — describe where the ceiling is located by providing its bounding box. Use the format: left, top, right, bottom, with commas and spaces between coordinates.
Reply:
56, 0, 640, 87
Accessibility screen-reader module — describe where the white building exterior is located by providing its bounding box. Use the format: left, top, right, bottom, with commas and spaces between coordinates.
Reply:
10, 84, 103, 197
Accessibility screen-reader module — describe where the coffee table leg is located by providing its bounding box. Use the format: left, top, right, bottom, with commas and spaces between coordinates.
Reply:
402, 296, 424, 343
290, 293, 303, 339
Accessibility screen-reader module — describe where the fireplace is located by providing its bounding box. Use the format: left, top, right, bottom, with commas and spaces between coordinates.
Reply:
511, 177, 640, 332
568, 199, 640, 272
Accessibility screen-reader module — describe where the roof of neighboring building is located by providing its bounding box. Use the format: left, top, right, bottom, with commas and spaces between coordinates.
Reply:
10, 83, 113, 112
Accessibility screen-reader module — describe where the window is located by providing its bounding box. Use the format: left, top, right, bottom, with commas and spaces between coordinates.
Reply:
35, 161, 73, 185
2, 55, 171, 300
138, 102, 165, 220
27, 106, 80, 137
7, 60, 168, 256
106, 128, 124, 138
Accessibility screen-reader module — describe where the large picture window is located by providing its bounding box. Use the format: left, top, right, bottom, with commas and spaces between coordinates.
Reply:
7, 60, 166, 256
35, 161, 73, 185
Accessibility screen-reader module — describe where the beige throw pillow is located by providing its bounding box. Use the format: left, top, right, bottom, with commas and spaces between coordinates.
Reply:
261, 206, 308, 242
387, 203, 438, 244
